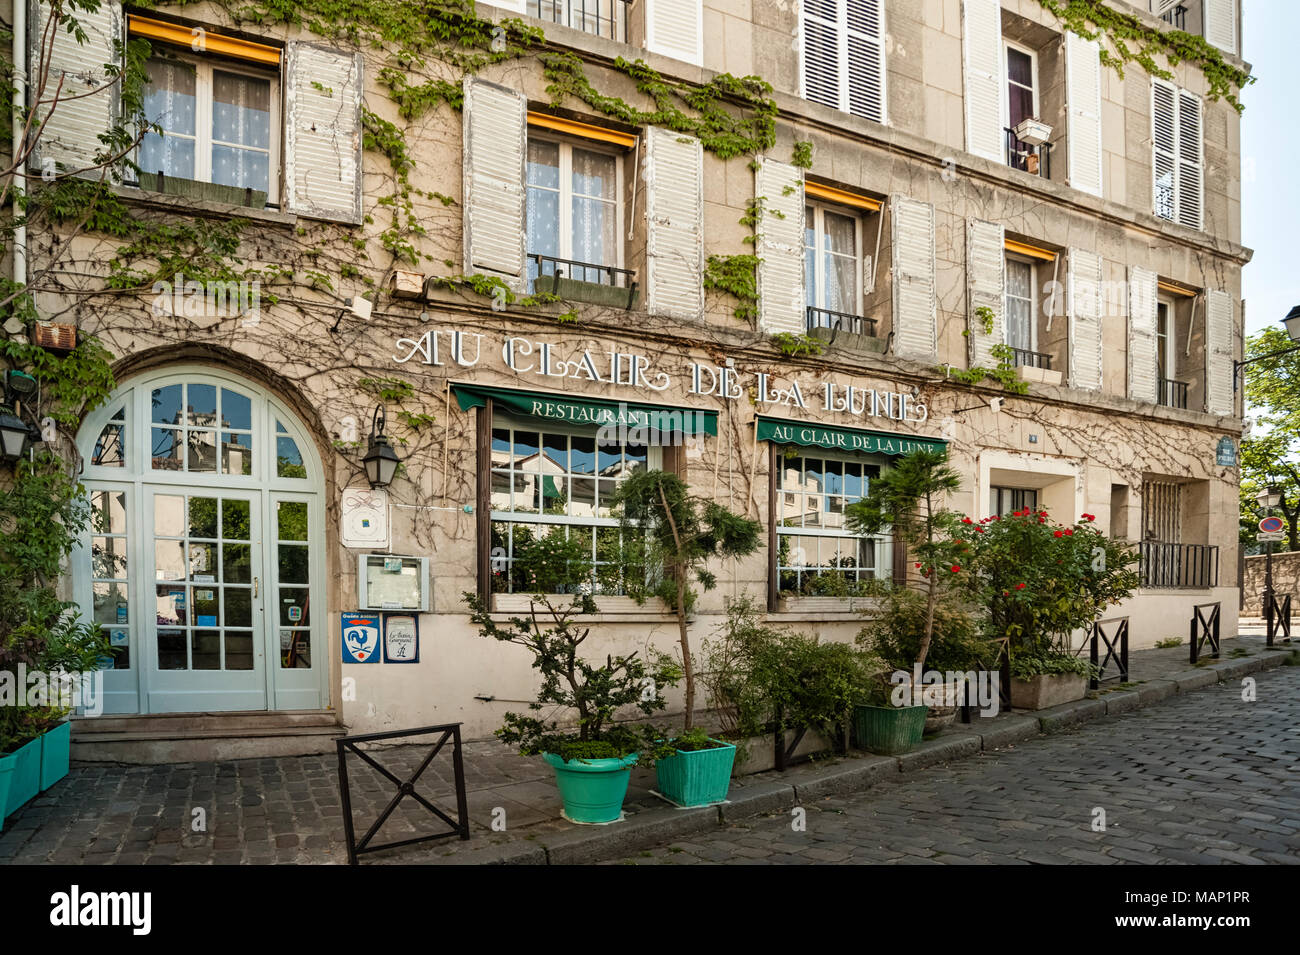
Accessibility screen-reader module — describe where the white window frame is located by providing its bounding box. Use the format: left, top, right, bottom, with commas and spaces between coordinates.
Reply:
526, 135, 625, 270
138, 49, 281, 201
990, 485, 1039, 516
1002, 39, 1040, 132
775, 451, 891, 595
799, 0, 888, 124
804, 199, 865, 317
1151, 78, 1204, 230
1156, 296, 1176, 385
1004, 252, 1038, 353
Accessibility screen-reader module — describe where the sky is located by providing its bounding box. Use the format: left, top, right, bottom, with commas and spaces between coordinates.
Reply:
1240, 0, 1299, 334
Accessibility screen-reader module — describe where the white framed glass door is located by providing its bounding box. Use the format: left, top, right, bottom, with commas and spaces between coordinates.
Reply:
145, 487, 266, 713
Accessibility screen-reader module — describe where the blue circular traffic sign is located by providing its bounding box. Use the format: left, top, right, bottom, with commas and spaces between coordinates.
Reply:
1259, 516, 1285, 533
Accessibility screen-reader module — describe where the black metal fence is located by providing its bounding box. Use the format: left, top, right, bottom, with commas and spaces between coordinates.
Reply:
529, 0, 630, 42
335, 723, 470, 865
806, 306, 878, 338
1008, 345, 1052, 370
1267, 593, 1292, 647
1004, 128, 1052, 178
1140, 541, 1219, 589
1088, 617, 1129, 689
1158, 377, 1189, 409
1189, 601, 1221, 664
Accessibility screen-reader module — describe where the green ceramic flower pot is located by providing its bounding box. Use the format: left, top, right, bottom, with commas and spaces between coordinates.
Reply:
3, 737, 42, 819
655, 739, 737, 807
0, 757, 14, 832
542, 751, 638, 824
40, 721, 72, 790
852, 704, 927, 755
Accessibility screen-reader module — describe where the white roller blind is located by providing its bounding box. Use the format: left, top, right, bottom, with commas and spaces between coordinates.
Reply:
755, 157, 805, 335
462, 77, 527, 289
891, 195, 937, 361
967, 219, 1005, 367
962, 0, 1003, 163
646, 0, 703, 67
1065, 32, 1103, 197
1205, 289, 1235, 416
1068, 248, 1104, 390
801, 0, 886, 124
1204, 0, 1237, 55
644, 126, 704, 319
1127, 266, 1159, 403
30, 0, 122, 176
285, 44, 364, 223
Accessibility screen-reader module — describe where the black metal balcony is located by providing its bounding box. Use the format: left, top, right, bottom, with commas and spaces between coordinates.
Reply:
1159, 377, 1189, 409
1004, 128, 1052, 178
806, 306, 877, 337
1007, 346, 1052, 370
529, 0, 630, 42
1158, 4, 1187, 29
1140, 540, 1219, 589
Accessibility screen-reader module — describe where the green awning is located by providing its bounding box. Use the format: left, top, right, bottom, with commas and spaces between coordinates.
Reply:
452, 384, 718, 437
756, 416, 947, 456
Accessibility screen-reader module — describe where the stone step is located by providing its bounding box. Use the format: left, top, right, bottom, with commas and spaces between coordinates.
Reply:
73, 710, 339, 736
70, 711, 345, 764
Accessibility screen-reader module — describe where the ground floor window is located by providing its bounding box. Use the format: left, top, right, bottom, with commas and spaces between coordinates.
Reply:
488, 415, 659, 594
775, 452, 890, 596
991, 485, 1038, 517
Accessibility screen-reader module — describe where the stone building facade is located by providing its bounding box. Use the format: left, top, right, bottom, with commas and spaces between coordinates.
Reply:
13, 0, 1249, 749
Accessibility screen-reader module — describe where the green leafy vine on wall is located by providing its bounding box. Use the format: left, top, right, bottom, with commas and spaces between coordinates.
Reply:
1036, 0, 1253, 111
942, 343, 1030, 396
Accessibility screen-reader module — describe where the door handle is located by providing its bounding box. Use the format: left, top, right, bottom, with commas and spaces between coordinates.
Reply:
253, 576, 259, 599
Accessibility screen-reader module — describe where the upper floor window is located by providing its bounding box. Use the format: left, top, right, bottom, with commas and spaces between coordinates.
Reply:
1004, 254, 1037, 357
801, 0, 886, 124
139, 52, 279, 201
1152, 79, 1203, 230
804, 201, 865, 331
528, 0, 629, 42
525, 137, 623, 290
1005, 43, 1037, 131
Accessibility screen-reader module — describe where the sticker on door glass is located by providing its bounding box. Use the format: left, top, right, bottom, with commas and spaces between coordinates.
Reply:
110, 628, 129, 647
341, 613, 379, 664
287, 605, 302, 622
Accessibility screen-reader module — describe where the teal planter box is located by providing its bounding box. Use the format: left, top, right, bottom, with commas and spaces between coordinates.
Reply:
3, 737, 42, 819
0, 757, 13, 832
655, 739, 737, 807
542, 751, 638, 825
40, 722, 71, 790
852, 704, 927, 756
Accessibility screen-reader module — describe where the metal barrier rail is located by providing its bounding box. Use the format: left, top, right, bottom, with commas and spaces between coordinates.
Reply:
1189, 601, 1221, 664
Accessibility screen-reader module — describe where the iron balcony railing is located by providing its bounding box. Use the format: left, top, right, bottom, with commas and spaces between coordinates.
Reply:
1159, 377, 1189, 409
806, 306, 878, 338
529, 0, 630, 42
1140, 540, 1219, 589
1158, 4, 1187, 29
1008, 346, 1052, 370
1005, 128, 1052, 178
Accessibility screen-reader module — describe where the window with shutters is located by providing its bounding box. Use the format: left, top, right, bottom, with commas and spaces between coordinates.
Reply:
804, 201, 874, 336
801, 0, 886, 124
776, 452, 891, 596
1155, 297, 1189, 408
131, 22, 281, 208
1003, 254, 1042, 364
525, 137, 629, 293
1152, 80, 1204, 230
1003, 42, 1052, 178
528, 1, 630, 42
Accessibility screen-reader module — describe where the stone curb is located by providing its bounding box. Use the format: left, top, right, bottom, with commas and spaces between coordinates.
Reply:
426, 648, 1294, 865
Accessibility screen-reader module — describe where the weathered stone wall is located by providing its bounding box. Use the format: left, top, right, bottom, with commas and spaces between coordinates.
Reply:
1243, 551, 1300, 612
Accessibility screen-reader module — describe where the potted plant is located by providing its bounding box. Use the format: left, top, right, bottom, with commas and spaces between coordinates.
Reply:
608, 469, 761, 806
465, 585, 679, 825
1013, 117, 1053, 147
953, 508, 1140, 710
845, 448, 972, 749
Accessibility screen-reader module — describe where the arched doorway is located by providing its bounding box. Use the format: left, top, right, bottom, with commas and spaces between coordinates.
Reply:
75, 365, 328, 715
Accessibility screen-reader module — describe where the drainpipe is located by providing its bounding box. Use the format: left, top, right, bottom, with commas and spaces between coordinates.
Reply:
11, 0, 27, 297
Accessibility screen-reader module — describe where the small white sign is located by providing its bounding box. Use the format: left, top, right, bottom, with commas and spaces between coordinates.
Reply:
341, 487, 390, 549
1257, 531, 1284, 542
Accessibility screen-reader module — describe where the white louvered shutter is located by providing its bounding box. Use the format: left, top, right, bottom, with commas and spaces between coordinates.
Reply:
1204, 0, 1237, 55
1152, 80, 1178, 222
1068, 248, 1104, 390
1127, 266, 1159, 403
891, 196, 937, 361
755, 158, 805, 335
644, 127, 704, 319
462, 77, 527, 290
966, 219, 1005, 367
646, 0, 703, 67
30, 0, 121, 175
285, 44, 364, 223
1065, 32, 1103, 197
1176, 90, 1203, 230
802, 0, 886, 124
1205, 289, 1235, 416
962, 0, 1003, 163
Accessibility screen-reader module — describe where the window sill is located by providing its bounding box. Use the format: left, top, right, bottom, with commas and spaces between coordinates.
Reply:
1017, 365, 1062, 386
112, 182, 296, 227
807, 325, 886, 355
776, 595, 881, 614
532, 274, 639, 310
491, 593, 666, 615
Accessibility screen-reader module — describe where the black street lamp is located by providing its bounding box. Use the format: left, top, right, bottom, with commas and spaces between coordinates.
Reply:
1234, 304, 1300, 391
0, 405, 28, 462
362, 404, 401, 489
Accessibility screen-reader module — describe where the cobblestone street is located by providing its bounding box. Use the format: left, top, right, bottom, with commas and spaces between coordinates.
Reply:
611, 663, 1300, 865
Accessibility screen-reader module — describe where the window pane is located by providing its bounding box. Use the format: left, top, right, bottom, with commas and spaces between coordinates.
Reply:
93, 419, 126, 468
222, 389, 252, 430
144, 60, 197, 135
222, 498, 251, 540
227, 631, 255, 670
527, 140, 560, 188
222, 544, 252, 584
223, 432, 253, 476
186, 384, 216, 424
91, 490, 128, 535
189, 497, 218, 539
152, 384, 183, 424
92, 536, 129, 580
276, 436, 305, 478
571, 148, 616, 201
187, 430, 217, 473
277, 501, 309, 541
212, 71, 271, 148
1008, 84, 1035, 129
281, 629, 309, 669
211, 144, 269, 192
825, 248, 857, 314
571, 195, 615, 267
1007, 47, 1034, 89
